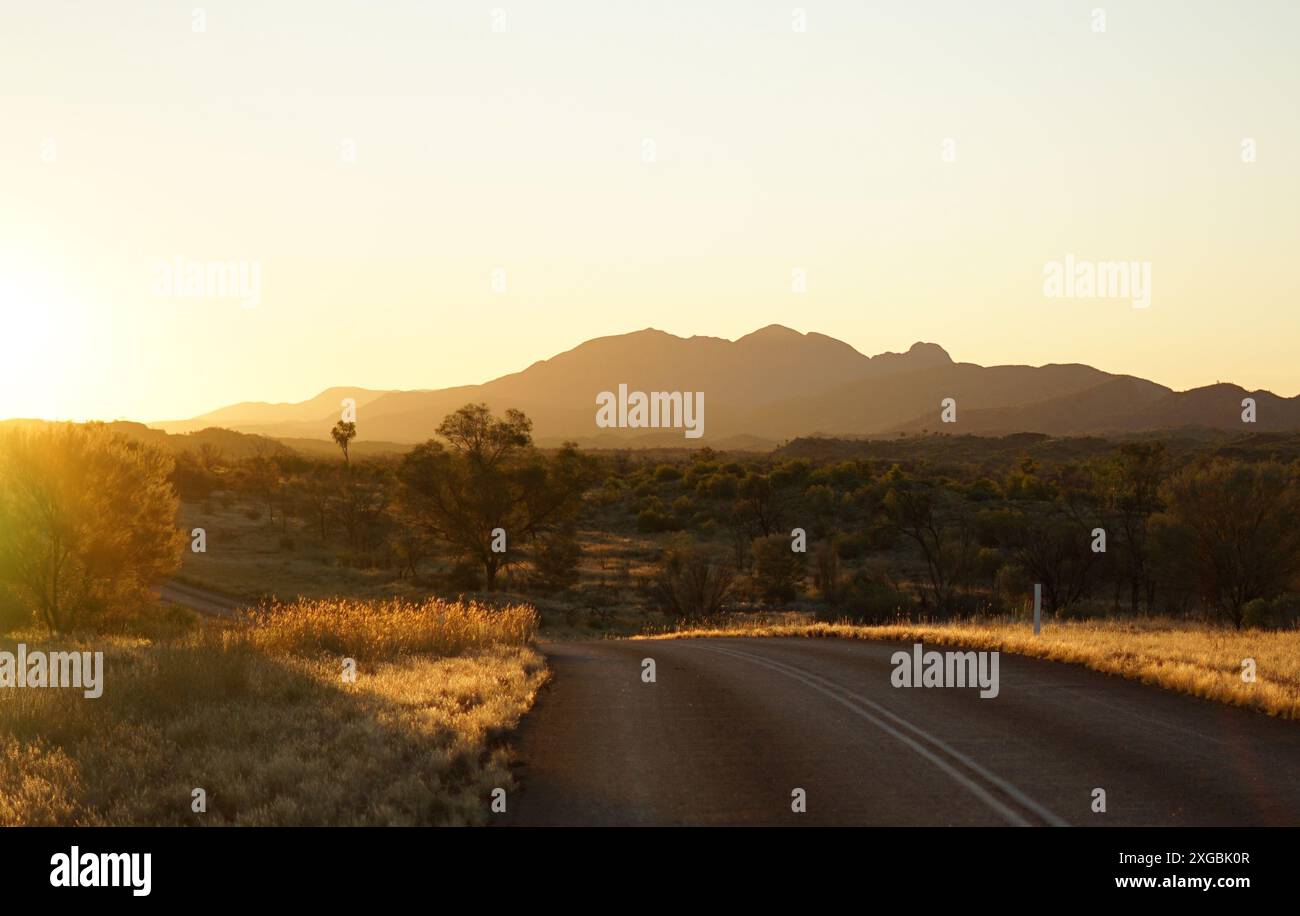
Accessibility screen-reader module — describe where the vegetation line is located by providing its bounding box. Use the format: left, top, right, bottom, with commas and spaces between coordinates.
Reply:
644, 618, 1300, 719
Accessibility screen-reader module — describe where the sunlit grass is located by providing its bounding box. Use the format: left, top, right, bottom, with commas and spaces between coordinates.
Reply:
643, 616, 1300, 719
246, 596, 539, 660
0, 597, 545, 826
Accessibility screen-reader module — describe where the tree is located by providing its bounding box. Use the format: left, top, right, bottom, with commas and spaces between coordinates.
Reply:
1150, 459, 1300, 628
882, 472, 977, 616
238, 441, 286, 524
1094, 443, 1166, 614
980, 504, 1099, 614
0, 424, 185, 633
196, 442, 225, 474
813, 538, 842, 603
387, 502, 433, 578
333, 463, 392, 556
331, 421, 356, 465
302, 464, 337, 541
398, 405, 589, 589
735, 473, 782, 538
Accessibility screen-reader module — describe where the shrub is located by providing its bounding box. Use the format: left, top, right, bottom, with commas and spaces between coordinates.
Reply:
1242, 594, 1300, 630
444, 560, 482, 591
637, 507, 681, 533
653, 548, 735, 620
529, 525, 582, 593
654, 464, 683, 483
751, 533, 805, 603
697, 474, 738, 500
823, 570, 914, 624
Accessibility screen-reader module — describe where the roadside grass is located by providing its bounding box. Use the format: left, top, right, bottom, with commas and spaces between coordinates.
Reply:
0, 598, 545, 826
641, 615, 1300, 720
246, 597, 539, 659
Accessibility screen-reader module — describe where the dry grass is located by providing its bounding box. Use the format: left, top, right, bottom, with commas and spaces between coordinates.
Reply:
0, 597, 545, 826
246, 597, 539, 660
643, 616, 1300, 720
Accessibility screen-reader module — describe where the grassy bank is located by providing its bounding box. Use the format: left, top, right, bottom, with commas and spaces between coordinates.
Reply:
643, 616, 1300, 720
0, 598, 545, 826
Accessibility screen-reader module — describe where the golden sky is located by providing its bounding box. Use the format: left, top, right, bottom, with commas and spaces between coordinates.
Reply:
2, 1, 1298, 421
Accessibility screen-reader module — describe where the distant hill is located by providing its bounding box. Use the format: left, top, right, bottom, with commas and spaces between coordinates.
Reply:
0, 420, 294, 460
161, 387, 391, 434
149, 325, 1300, 446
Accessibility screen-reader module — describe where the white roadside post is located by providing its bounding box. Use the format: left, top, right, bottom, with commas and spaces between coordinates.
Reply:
1033, 584, 1042, 635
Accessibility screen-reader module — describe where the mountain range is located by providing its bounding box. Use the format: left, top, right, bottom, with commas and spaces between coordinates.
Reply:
152, 325, 1300, 448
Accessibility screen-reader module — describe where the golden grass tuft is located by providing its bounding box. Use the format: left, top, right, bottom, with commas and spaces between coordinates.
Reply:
246, 596, 539, 661
643, 616, 1300, 720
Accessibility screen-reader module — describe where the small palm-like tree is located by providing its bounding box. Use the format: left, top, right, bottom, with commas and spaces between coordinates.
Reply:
331, 420, 356, 465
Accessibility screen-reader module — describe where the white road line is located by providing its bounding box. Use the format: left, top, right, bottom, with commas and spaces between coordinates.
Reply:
697, 643, 1069, 827
786, 635, 1229, 748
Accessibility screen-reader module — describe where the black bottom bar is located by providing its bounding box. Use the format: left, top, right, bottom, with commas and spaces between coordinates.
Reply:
2, 826, 1283, 902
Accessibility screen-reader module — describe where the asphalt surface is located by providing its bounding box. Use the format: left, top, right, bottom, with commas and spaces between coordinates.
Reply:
503, 637, 1300, 826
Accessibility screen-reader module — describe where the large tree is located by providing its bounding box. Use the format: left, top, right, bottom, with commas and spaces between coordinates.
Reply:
0, 424, 185, 632
1150, 459, 1300, 628
397, 404, 590, 589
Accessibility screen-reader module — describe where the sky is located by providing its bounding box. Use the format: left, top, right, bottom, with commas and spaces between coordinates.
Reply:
2, 0, 1298, 422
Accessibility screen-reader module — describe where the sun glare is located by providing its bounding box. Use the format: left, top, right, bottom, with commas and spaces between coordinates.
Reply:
0, 276, 58, 418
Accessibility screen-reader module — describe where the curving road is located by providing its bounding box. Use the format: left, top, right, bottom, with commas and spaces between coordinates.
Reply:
503, 637, 1300, 827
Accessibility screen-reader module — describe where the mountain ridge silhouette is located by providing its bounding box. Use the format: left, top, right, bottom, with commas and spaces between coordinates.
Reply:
152, 326, 1300, 446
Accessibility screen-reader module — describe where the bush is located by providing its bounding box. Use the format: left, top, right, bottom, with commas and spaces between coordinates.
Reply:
697, 474, 738, 500
823, 570, 914, 623
1242, 594, 1300, 630
654, 464, 683, 483
637, 507, 681, 532
444, 560, 482, 591
653, 547, 735, 620
529, 526, 582, 593
751, 533, 805, 603
995, 562, 1033, 611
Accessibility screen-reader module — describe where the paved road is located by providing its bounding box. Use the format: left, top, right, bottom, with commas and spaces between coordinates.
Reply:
503, 637, 1300, 826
